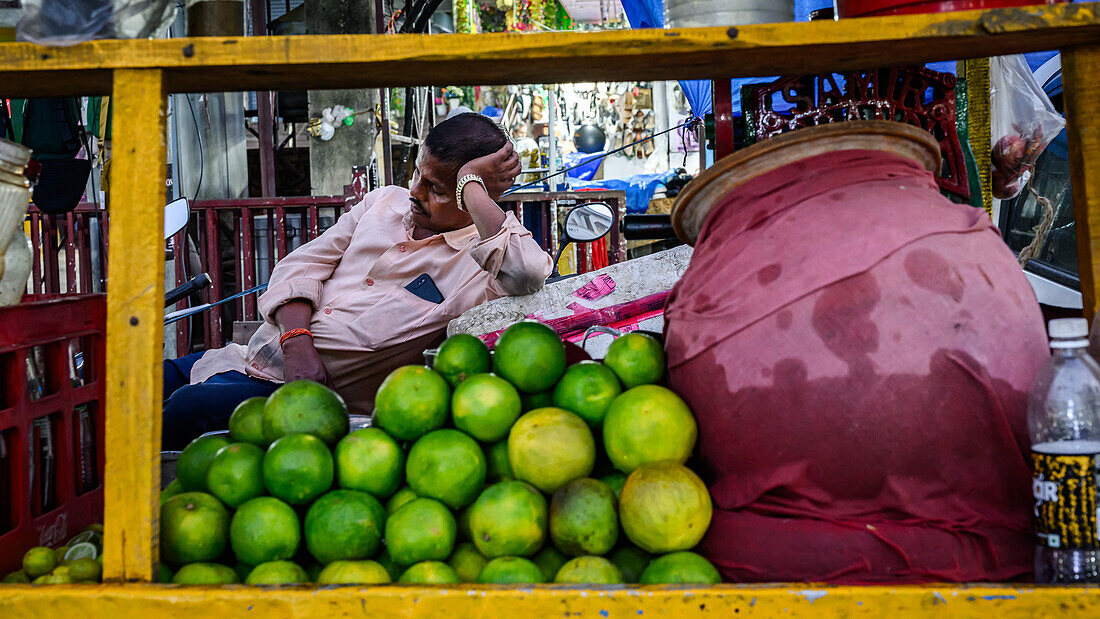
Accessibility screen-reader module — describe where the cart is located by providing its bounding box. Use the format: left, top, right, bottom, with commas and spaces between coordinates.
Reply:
2, 3, 1100, 614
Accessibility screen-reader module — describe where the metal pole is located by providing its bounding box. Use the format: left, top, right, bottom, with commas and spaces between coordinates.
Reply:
249, 0, 277, 197
548, 85, 558, 191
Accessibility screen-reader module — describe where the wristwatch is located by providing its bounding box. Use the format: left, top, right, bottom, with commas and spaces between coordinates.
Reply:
455, 174, 488, 213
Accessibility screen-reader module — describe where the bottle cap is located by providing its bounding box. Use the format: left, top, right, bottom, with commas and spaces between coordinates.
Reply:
1048, 318, 1088, 339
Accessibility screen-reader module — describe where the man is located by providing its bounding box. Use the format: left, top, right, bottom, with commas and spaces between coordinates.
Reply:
162, 113, 553, 449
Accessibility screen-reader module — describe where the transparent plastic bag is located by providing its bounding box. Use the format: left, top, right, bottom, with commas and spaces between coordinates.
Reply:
16, 0, 177, 46
989, 54, 1066, 200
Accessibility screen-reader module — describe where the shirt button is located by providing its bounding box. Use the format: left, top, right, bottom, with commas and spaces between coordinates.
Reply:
324, 307, 332, 314
399, 245, 407, 252
366, 278, 374, 286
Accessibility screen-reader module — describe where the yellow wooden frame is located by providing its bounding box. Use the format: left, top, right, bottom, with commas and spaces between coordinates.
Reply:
2, 3, 1100, 614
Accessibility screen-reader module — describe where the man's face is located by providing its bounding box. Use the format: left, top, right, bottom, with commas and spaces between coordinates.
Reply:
407, 150, 473, 235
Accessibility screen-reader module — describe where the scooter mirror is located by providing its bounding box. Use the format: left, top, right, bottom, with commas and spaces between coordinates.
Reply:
164, 197, 190, 240
563, 201, 615, 243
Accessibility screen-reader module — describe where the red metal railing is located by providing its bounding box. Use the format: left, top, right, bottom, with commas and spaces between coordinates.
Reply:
30, 190, 626, 357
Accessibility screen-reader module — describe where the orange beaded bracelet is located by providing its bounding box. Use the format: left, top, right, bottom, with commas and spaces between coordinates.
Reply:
279, 328, 313, 346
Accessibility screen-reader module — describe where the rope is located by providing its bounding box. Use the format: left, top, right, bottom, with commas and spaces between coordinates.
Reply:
1017, 172, 1054, 268
502, 116, 702, 197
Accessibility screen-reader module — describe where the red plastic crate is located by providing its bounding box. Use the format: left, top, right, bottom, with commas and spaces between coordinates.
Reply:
0, 294, 105, 575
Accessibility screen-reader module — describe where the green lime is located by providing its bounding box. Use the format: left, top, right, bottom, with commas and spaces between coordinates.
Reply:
376, 549, 402, 580
406, 429, 486, 510
640, 551, 721, 584
245, 560, 309, 585
602, 332, 665, 388
374, 366, 450, 441
531, 546, 568, 582
599, 473, 627, 499
609, 544, 651, 583
476, 556, 545, 584
553, 556, 623, 584
620, 462, 711, 554
36, 573, 73, 585
552, 361, 622, 426
160, 492, 229, 566
229, 396, 268, 446
385, 486, 418, 516
335, 428, 404, 499
304, 489, 386, 564
161, 479, 184, 505
448, 542, 487, 583
433, 334, 491, 388
521, 390, 554, 412
172, 562, 239, 585
53, 546, 70, 564
22, 547, 57, 578
67, 557, 102, 583
316, 560, 391, 584
177, 435, 232, 492
549, 478, 619, 556
492, 322, 566, 393
384, 498, 456, 566
262, 433, 334, 505
399, 561, 460, 584
206, 442, 266, 508
2, 570, 30, 584
157, 563, 175, 583
467, 480, 547, 558
230, 496, 300, 566
486, 441, 513, 483
603, 385, 697, 473
452, 373, 522, 442
508, 408, 595, 493
262, 380, 349, 447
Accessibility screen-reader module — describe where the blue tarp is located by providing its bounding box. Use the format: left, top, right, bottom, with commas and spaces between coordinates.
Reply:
568, 171, 675, 214
617, 0, 1053, 117
563, 150, 606, 181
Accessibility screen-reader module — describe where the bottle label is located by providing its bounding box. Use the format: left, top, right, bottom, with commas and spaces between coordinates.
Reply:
1031, 451, 1100, 550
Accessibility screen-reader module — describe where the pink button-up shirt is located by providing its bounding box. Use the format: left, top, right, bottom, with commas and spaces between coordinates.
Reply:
190, 185, 553, 413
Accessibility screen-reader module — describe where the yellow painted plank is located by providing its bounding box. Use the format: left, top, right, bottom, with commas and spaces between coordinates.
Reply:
0, 3, 1099, 96
961, 58, 992, 216
0, 583, 1098, 618
1064, 43, 1100, 321
102, 69, 168, 583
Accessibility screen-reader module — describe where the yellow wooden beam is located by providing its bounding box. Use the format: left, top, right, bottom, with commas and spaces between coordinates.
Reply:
1064, 43, 1100, 321
102, 69, 168, 583
1, 583, 1099, 617
961, 58, 992, 216
0, 3, 1099, 96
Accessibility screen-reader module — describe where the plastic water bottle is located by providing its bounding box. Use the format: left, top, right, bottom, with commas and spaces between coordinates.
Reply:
1028, 318, 1100, 583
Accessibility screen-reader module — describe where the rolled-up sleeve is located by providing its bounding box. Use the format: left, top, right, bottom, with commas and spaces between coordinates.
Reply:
468, 211, 553, 296
256, 191, 375, 321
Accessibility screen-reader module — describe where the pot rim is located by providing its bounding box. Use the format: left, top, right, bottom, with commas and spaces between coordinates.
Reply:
671, 120, 942, 245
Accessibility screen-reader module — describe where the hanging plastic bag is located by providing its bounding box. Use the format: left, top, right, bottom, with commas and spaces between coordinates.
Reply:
989, 54, 1065, 200
17, 0, 177, 46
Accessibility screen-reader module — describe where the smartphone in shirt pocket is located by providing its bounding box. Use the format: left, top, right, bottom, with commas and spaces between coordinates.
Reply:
405, 273, 445, 304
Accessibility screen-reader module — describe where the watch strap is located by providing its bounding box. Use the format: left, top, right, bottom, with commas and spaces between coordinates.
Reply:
456, 173, 487, 212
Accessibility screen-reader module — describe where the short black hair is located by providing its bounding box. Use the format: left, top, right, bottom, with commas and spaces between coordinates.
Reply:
423, 112, 508, 172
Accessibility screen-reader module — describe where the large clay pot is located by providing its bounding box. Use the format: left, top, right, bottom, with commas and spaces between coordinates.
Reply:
666, 121, 1047, 583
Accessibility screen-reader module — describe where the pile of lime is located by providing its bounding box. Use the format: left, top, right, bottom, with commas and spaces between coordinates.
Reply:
3, 525, 104, 585
6, 322, 718, 587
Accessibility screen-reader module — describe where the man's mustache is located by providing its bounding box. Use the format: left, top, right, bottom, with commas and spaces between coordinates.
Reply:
410, 198, 427, 216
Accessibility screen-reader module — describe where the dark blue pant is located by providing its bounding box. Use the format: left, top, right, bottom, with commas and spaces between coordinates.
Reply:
162, 352, 279, 451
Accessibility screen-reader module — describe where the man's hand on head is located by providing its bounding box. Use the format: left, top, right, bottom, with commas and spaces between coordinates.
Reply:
457, 142, 522, 200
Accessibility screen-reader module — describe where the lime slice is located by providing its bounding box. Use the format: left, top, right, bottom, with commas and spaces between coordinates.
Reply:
64, 542, 98, 561
67, 530, 99, 546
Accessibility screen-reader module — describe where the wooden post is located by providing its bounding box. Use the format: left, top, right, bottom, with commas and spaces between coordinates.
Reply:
102, 68, 168, 582
1063, 44, 1100, 321
960, 58, 992, 216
